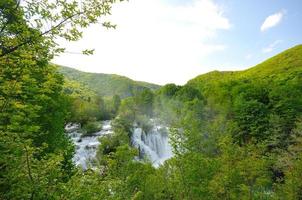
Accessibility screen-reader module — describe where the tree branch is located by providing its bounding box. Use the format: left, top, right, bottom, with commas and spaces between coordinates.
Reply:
24, 146, 34, 182
24, 145, 35, 200
0, 12, 82, 57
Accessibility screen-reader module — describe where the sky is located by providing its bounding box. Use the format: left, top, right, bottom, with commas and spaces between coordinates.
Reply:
52, 0, 302, 85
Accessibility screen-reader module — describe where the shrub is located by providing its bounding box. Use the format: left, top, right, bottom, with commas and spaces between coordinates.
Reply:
82, 121, 101, 136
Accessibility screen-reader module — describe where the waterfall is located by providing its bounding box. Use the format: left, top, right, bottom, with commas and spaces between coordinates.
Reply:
131, 121, 173, 167
67, 120, 113, 170
67, 119, 173, 169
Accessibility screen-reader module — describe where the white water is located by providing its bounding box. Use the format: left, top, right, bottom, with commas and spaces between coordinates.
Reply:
67, 119, 173, 169
66, 121, 113, 170
131, 120, 173, 167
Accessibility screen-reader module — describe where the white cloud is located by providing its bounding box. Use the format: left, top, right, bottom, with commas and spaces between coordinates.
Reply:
53, 0, 231, 85
261, 11, 284, 32
262, 40, 282, 53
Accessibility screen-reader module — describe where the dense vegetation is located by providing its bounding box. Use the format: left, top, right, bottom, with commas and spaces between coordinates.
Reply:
1, 0, 302, 199
59, 66, 160, 98
93, 45, 302, 199
59, 65, 159, 135
0, 0, 121, 198
62, 76, 122, 134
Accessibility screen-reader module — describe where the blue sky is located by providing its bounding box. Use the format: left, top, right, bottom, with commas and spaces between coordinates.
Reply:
53, 0, 302, 85
206, 0, 302, 70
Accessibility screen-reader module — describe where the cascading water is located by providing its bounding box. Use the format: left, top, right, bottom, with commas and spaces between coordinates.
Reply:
66, 119, 173, 169
66, 120, 113, 170
131, 120, 173, 167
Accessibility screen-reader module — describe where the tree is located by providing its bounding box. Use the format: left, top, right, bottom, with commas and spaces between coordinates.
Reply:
0, 0, 122, 198
0, 45, 75, 198
0, 0, 122, 58
134, 89, 154, 116
112, 94, 121, 114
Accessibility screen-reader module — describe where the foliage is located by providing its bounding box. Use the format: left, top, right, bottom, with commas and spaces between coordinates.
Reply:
134, 89, 154, 116
0, 0, 120, 198
1, 0, 302, 197
62, 77, 97, 101
0, 0, 122, 58
82, 121, 101, 136
59, 66, 160, 98
93, 45, 302, 199
65, 82, 122, 131
188, 45, 302, 147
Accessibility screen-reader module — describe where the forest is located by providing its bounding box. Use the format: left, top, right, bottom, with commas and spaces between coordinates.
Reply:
1, 0, 302, 199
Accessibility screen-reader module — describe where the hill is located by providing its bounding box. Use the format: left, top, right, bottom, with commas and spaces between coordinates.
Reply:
58, 66, 160, 98
188, 44, 302, 93
183, 44, 302, 144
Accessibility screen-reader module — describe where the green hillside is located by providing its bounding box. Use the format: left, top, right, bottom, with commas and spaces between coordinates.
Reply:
187, 45, 302, 108
245, 44, 302, 77
58, 66, 160, 98
62, 77, 97, 101
188, 44, 302, 88
185, 44, 302, 144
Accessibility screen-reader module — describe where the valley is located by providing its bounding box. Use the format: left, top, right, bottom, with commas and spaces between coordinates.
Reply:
1, 1, 302, 198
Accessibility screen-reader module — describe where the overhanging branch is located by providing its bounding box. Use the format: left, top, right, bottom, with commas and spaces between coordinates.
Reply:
0, 12, 81, 57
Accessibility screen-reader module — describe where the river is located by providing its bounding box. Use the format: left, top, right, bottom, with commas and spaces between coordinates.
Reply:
66, 119, 173, 169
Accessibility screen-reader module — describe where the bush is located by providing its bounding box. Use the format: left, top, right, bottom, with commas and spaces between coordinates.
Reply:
82, 121, 101, 136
